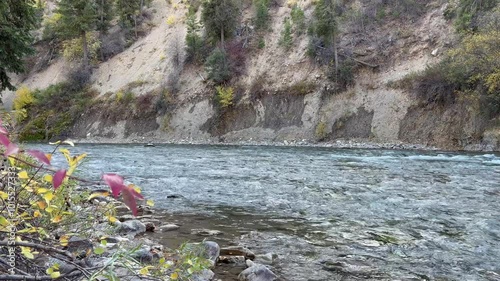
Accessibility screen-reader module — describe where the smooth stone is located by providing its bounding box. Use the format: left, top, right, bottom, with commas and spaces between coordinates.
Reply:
115, 220, 146, 237
254, 253, 274, 265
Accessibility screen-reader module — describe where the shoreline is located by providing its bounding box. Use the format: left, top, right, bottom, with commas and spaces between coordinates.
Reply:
58, 137, 500, 153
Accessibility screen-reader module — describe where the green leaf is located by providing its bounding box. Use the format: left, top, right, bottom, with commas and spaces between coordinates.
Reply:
94, 247, 105, 255
0, 216, 9, 226
50, 271, 61, 279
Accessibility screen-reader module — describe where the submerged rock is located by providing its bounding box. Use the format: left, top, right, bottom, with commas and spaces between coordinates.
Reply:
191, 228, 223, 236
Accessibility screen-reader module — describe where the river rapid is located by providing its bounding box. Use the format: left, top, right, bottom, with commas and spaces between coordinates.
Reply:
30, 144, 500, 281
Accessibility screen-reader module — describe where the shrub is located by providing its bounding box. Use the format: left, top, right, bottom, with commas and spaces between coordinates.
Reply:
13, 86, 35, 122
328, 58, 356, 92
62, 32, 101, 63
205, 48, 231, 84
67, 66, 92, 91
258, 38, 265, 49
226, 39, 246, 78
315, 121, 328, 141
166, 15, 176, 25
216, 86, 234, 108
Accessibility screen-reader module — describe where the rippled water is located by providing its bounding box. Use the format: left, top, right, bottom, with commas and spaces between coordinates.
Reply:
30, 144, 500, 280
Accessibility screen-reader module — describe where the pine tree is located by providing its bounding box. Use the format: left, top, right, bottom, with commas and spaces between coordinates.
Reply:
185, 12, 204, 64
96, 0, 113, 34
115, 0, 141, 29
0, 0, 37, 93
315, 0, 338, 74
201, 0, 240, 45
56, 0, 98, 66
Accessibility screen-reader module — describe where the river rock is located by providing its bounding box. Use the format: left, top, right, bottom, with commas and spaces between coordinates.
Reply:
254, 253, 274, 265
159, 223, 180, 231
220, 246, 256, 260
144, 221, 156, 232
185, 241, 220, 267
191, 228, 223, 236
219, 255, 246, 265
115, 220, 146, 237
239, 260, 277, 281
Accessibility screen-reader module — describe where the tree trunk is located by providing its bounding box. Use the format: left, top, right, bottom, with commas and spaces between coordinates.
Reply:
82, 31, 89, 67
220, 26, 224, 47
333, 35, 338, 79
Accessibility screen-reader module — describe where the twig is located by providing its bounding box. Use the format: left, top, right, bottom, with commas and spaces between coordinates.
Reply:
0, 241, 74, 261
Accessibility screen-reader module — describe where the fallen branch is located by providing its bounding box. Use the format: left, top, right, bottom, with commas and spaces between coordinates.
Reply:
0, 241, 74, 261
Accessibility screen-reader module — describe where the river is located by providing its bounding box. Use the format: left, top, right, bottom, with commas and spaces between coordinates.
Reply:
29, 143, 500, 281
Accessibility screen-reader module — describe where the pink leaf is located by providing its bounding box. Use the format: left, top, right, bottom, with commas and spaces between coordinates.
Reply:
0, 134, 10, 147
0, 126, 8, 135
53, 169, 67, 190
102, 173, 125, 198
27, 150, 51, 166
4, 143, 19, 156
122, 187, 139, 216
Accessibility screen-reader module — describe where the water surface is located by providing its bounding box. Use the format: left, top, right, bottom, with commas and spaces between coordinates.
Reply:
30, 144, 500, 280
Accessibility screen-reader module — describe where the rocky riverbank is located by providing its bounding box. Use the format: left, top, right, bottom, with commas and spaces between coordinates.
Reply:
80, 194, 280, 281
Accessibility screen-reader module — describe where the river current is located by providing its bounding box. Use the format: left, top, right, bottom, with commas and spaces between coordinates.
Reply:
30, 144, 500, 280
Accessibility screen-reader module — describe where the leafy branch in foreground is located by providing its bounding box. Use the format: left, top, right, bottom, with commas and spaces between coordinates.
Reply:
0, 118, 210, 280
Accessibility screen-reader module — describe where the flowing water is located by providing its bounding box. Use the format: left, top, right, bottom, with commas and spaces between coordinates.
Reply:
30, 144, 500, 280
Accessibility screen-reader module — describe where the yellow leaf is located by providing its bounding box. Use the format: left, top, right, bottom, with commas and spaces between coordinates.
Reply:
170, 272, 179, 280
88, 191, 110, 200
36, 188, 49, 194
108, 216, 117, 223
43, 192, 54, 203
139, 266, 152, 275
0, 191, 8, 200
49, 140, 61, 145
37, 201, 47, 210
46, 154, 52, 162
43, 174, 53, 183
51, 215, 62, 223
8, 157, 16, 166
45, 205, 58, 213
60, 235, 69, 246
33, 210, 42, 218
132, 185, 141, 194
18, 170, 29, 179
146, 200, 154, 207
50, 271, 61, 279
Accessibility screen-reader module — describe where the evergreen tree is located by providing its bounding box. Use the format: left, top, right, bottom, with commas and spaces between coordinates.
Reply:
201, 0, 240, 45
254, 0, 269, 31
96, 0, 114, 34
185, 12, 204, 64
115, 0, 141, 29
0, 0, 37, 92
56, 0, 98, 66
314, 0, 338, 73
